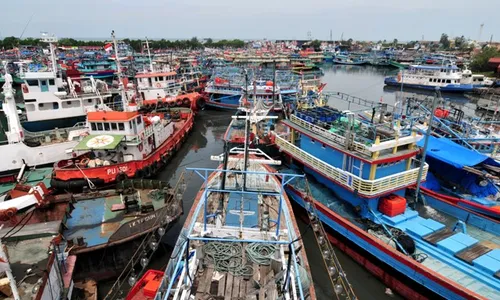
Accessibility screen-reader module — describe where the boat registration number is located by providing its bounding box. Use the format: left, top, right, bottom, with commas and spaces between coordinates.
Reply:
107, 166, 129, 175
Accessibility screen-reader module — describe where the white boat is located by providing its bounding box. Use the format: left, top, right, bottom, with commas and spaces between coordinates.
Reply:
0, 65, 88, 180
17, 33, 112, 132
384, 64, 474, 92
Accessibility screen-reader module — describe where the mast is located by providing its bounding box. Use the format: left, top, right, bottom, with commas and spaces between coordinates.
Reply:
272, 60, 276, 106
242, 70, 250, 190
40, 33, 58, 77
145, 37, 154, 71
1, 63, 23, 144
111, 30, 128, 111
415, 88, 440, 205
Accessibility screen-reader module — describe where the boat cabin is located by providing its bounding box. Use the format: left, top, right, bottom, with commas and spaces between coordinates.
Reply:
135, 72, 181, 100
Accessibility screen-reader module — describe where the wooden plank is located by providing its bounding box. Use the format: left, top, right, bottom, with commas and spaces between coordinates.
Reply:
217, 275, 226, 298
224, 273, 234, 300
195, 266, 214, 299
232, 276, 241, 299
423, 228, 455, 245
239, 279, 247, 299
455, 242, 492, 264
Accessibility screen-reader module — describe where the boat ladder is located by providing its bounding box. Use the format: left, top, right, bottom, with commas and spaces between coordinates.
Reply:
303, 179, 357, 300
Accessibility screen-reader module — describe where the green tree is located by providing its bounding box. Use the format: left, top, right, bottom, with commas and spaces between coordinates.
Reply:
310, 40, 322, 51
393, 39, 398, 46
454, 35, 467, 50
205, 38, 213, 47
470, 47, 500, 72
440, 33, 450, 49
2, 36, 20, 49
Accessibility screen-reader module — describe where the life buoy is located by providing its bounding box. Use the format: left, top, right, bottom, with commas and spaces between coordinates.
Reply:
116, 173, 128, 182
155, 83, 161, 88
138, 143, 144, 152
183, 98, 190, 106
176, 99, 183, 106
79, 158, 90, 167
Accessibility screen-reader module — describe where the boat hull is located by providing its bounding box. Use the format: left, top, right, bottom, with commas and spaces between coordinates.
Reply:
384, 77, 473, 93
52, 112, 194, 190
285, 185, 479, 300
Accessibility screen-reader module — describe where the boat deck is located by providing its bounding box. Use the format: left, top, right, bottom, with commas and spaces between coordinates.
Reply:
192, 241, 282, 300
379, 210, 500, 298
64, 186, 172, 248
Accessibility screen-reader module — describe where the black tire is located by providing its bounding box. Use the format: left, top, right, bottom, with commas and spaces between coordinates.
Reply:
116, 173, 127, 183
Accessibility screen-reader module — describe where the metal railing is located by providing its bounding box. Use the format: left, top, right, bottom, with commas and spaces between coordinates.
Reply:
289, 115, 372, 157
275, 135, 427, 197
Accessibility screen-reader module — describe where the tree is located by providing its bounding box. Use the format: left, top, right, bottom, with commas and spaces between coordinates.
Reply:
205, 38, 213, 47
393, 39, 398, 46
2, 36, 20, 49
440, 33, 450, 49
454, 35, 467, 50
406, 41, 417, 49
470, 47, 500, 72
310, 40, 322, 51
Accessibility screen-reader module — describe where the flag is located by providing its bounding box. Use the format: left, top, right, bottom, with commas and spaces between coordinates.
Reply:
104, 43, 113, 52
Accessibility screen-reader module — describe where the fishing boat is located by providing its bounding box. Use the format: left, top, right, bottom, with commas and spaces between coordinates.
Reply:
418, 136, 500, 219
125, 109, 319, 300
332, 55, 367, 65
272, 92, 500, 299
0, 65, 89, 183
384, 64, 474, 93
63, 178, 185, 281
50, 32, 196, 190
64, 60, 116, 79
17, 34, 113, 132
0, 175, 76, 299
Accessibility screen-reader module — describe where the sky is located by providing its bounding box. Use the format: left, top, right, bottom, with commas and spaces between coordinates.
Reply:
1, 0, 499, 42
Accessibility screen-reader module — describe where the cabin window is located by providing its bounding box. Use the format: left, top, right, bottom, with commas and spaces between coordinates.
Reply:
53, 102, 59, 109
118, 123, 125, 130
91, 123, 97, 130
27, 80, 38, 86
104, 123, 110, 130
97, 123, 103, 130
429, 79, 432, 82
129, 121, 133, 129
137, 116, 142, 125
159, 76, 164, 81
49, 79, 55, 85
87, 99, 93, 104
148, 78, 152, 86
457, 79, 460, 83
111, 123, 117, 130
446, 79, 451, 83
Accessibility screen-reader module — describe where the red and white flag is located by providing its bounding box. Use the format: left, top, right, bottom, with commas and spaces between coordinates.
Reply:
104, 43, 113, 52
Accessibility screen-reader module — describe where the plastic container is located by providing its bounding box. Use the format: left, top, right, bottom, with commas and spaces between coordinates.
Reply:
378, 194, 407, 217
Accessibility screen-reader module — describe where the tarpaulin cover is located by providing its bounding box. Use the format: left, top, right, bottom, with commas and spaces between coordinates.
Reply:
417, 136, 500, 168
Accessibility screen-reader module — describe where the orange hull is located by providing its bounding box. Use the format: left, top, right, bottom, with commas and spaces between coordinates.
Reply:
53, 112, 194, 184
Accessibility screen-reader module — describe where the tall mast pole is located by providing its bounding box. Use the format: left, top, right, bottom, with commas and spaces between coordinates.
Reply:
111, 30, 127, 111
146, 37, 154, 71
242, 70, 250, 191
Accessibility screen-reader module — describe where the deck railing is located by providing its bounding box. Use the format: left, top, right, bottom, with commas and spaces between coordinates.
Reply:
275, 135, 427, 197
289, 114, 372, 157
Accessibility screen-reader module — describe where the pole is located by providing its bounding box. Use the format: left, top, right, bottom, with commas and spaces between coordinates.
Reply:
146, 37, 153, 71
415, 88, 440, 205
0, 231, 21, 300
242, 70, 250, 190
272, 60, 276, 106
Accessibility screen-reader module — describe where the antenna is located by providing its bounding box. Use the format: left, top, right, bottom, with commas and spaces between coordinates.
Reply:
145, 37, 153, 71
478, 23, 484, 42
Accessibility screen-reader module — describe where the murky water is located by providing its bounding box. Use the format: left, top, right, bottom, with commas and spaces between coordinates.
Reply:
101, 65, 473, 299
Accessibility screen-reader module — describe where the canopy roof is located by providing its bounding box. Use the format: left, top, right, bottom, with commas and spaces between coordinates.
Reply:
74, 134, 124, 151
417, 136, 500, 168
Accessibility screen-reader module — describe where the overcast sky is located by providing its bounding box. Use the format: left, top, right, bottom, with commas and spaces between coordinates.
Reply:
1, 0, 499, 41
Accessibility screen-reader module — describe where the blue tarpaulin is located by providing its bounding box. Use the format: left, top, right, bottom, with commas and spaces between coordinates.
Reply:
417, 136, 500, 168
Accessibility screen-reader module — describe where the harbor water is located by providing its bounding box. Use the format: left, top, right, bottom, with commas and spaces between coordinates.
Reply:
100, 65, 472, 299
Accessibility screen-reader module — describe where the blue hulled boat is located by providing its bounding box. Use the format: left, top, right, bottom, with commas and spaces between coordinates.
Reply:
272, 100, 500, 299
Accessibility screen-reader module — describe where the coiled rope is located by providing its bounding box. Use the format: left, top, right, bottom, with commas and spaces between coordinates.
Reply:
202, 242, 278, 277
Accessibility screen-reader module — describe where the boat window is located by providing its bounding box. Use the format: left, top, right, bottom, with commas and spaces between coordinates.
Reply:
148, 78, 152, 86
129, 121, 133, 129
62, 100, 81, 108
53, 102, 59, 109
104, 123, 110, 130
118, 123, 125, 130
457, 79, 460, 83
49, 79, 55, 85
27, 80, 38, 86
97, 123, 103, 130
111, 123, 117, 130
91, 123, 97, 130
137, 116, 142, 125
446, 79, 451, 83
429, 79, 432, 82
159, 76, 164, 81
